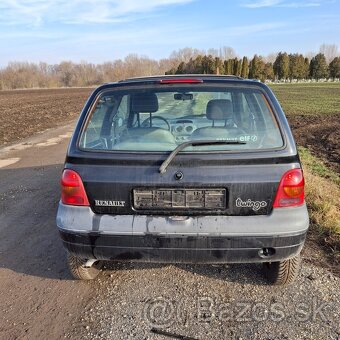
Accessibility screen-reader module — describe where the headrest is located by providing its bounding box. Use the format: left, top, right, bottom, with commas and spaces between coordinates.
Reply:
206, 99, 233, 120
131, 93, 158, 113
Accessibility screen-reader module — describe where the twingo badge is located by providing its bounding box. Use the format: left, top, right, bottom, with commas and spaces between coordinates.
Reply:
95, 200, 125, 207
235, 198, 267, 211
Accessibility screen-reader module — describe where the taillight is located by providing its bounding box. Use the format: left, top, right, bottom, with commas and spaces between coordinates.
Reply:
273, 169, 304, 208
61, 169, 89, 206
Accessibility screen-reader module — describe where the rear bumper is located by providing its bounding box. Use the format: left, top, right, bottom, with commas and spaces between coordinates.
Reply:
56, 202, 309, 263
59, 230, 306, 263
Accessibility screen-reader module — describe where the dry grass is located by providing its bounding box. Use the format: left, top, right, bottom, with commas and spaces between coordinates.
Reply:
299, 146, 340, 184
300, 147, 340, 260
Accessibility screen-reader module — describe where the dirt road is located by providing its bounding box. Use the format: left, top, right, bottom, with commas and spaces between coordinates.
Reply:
0, 125, 339, 340
0, 125, 96, 339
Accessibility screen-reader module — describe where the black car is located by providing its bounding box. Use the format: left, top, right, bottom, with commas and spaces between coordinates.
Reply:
56, 75, 309, 285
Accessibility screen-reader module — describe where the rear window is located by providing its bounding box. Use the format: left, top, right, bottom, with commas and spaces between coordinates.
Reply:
79, 85, 283, 152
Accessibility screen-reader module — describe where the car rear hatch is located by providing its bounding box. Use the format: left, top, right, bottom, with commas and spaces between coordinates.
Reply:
65, 78, 300, 217
66, 152, 300, 216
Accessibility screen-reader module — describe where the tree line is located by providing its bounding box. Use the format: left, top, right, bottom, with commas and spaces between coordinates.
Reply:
0, 55, 177, 90
0, 45, 339, 90
167, 52, 340, 82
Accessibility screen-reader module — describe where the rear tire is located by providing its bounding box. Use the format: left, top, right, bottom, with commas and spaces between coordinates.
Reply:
263, 254, 301, 285
67, 254, 102, 280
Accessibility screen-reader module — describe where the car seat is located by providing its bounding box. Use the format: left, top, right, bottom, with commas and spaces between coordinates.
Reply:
119, 92, 176, 145
191, 99, 245, 140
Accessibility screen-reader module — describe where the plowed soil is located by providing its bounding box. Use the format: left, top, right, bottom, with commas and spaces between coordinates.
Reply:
0, 87, 339, 173
0, 88, 92, 145
288, 113, 340, 173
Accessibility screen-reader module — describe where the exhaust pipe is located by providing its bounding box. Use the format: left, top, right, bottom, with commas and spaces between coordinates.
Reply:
259, 247, 276, 258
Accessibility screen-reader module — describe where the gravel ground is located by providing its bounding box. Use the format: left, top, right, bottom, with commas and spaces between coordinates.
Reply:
2, 127, 337, 340
69, 259, 339, 340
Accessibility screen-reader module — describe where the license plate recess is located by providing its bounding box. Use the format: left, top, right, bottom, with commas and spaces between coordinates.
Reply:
133, 188, 226, 210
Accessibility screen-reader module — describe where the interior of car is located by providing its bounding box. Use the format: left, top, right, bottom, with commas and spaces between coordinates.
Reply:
80, 88, 283, 152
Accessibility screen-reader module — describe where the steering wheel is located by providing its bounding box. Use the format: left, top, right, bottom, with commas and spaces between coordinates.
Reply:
141, 115, 171, 131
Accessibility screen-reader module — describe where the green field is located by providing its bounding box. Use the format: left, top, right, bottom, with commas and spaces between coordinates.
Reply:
270, 82, 340, 116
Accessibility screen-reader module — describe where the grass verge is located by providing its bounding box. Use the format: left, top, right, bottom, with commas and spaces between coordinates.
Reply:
299, 146, 340, 262
299, 146, 340, 185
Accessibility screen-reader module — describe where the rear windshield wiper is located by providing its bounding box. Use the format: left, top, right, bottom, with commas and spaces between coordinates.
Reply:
159, 139, 247, 174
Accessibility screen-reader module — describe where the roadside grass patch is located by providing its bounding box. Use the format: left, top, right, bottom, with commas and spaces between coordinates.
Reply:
299, 146, 340, 185
300, 148, 340, 260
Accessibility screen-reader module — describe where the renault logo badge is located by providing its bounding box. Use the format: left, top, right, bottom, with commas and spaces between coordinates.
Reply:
174, 171, 183, 180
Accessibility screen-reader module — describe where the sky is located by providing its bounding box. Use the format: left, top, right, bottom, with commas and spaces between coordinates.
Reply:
0, 0, 339, 65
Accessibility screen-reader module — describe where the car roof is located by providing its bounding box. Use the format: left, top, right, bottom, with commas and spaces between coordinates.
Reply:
118, 74, 244, 83
94, 74, 267, 93
99, 74, 264, 85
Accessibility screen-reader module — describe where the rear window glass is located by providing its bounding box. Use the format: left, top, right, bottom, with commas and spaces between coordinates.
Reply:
79, 85, 283, 152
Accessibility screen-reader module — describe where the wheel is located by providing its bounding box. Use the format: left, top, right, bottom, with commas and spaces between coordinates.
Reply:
67, 254, 102, 280
263, 254, 301, 285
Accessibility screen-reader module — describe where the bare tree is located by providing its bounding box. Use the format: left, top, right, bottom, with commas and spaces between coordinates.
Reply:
304, 51, 317, 61
264, 52, 278, 64
207, 48, 219, 58
319, 44, 339, 63
58, 61, 75, 87
219, 46, 237, 60
169, 47, 205, 63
